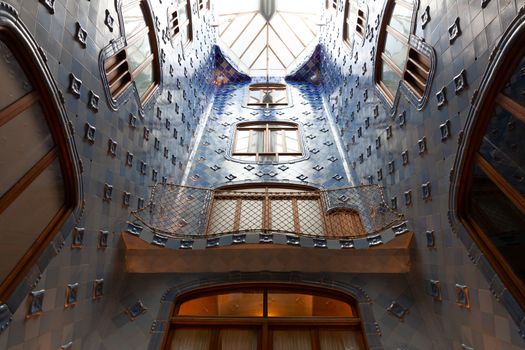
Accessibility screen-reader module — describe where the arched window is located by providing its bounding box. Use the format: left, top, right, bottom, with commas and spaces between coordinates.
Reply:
232, 121, 302, 162
375, 0, 434, 107
0, 34, 76, 301
164, 285, 367, 349
102, 0, 160, 107
458, 43, 525, 308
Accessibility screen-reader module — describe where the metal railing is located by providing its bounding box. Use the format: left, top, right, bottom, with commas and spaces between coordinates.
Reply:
132, 184, 405, 240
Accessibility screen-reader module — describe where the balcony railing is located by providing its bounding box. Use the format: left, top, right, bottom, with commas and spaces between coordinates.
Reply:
132, 184, 404, 240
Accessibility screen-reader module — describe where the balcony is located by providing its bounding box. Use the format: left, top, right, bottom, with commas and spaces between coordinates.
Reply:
122, 184, 413, 273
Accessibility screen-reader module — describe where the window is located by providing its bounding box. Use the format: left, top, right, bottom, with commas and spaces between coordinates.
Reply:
247, 83, 288, 107
164, 285, 367, 349
343, 0, 367, 47
458, 47, 525, 309
170, 0, 192, 46
375, 0, 431, 103
232, 122, 302, 162
0, 36, 75, 301
103, 0, 160, 104
326, 0, 337, 11
207, 185, 367, 237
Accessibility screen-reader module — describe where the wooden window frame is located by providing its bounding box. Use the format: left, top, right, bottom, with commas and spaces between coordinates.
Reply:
247, 83, 289, 108
0, 29, 76, 302
162, 284, 369, 350
343, 1, 367, 47
457, 43, 525, 310
375, 0, 430, 104
231, 121, 302, 162
104, 0, 160, 105
170, 0, 193, 47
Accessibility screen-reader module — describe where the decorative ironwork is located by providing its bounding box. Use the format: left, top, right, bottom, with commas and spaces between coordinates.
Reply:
132, 184, 405, 240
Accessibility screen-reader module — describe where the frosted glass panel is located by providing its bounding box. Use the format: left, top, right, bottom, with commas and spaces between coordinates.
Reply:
297, 200, 324, 236
134, 63, 154, 98
0, 40, 33, 110
0, 104, 54, 197
273, 330, 312, 350
239, 200, 264, 230
208, 199, 236, 234
383, 33, 408, 70
122, 4, 147, 36
270, 200, 294, 232
381, 62, 401, 98
178, 292, 263, 316
127, 35, 153, 72
319, 329, 364, 350
220, 329, 258, 350
170, 328, 212, 350
284, 130, 300, 153
0, 159, 64, 282
388, 1, 413, 36
234, 130, 250, 153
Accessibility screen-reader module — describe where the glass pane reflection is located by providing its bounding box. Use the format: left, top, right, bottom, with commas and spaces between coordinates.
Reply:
178, 292, 264, 316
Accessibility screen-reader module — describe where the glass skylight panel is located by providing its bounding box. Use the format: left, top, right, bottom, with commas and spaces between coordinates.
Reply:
216, 0, 320, 76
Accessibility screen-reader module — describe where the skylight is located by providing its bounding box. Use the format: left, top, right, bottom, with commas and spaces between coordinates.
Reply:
215, 0, 321, 77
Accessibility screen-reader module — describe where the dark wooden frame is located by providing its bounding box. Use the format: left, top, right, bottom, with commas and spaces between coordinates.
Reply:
457, 43, 525, 310
162, 284, 368, 350
0, 29, 77, 303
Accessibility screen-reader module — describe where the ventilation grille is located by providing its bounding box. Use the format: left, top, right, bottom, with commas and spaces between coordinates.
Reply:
356, 9, 366, 37
332, 0, 337, 10
404, 48, 431, 99
170, 10, 180, 39
198, 0, 204, 10
104, 50, 131, 98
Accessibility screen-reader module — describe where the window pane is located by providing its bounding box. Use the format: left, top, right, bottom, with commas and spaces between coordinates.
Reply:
235, 130, 251, 153
388, 1, 413, 37
250, 130, 264, 153
0, 159, 64, 282
178, 292, 264, 316
270, 199, 295, 232
208, 199, 237, 234
268, 293, 354, 317
383, 32, 408, 70
134, 63, 154, 99
319, 329, 364, 350
0, 40, 33, 110
469, 165, 525, 282
122, 4, 148, 37
502, 55, 525, 108
273, 330, 312, 350
126, 35, 153, 72
0, 104, 54, 197
297, 200, 324, 236
380, 61, 401, 98
284, 130, 300, 153
239, 199, 264, 230
479, 105, 525, 195
271, 130, 285, 153
170, 328, 212, 350
220, 329, 258, 350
